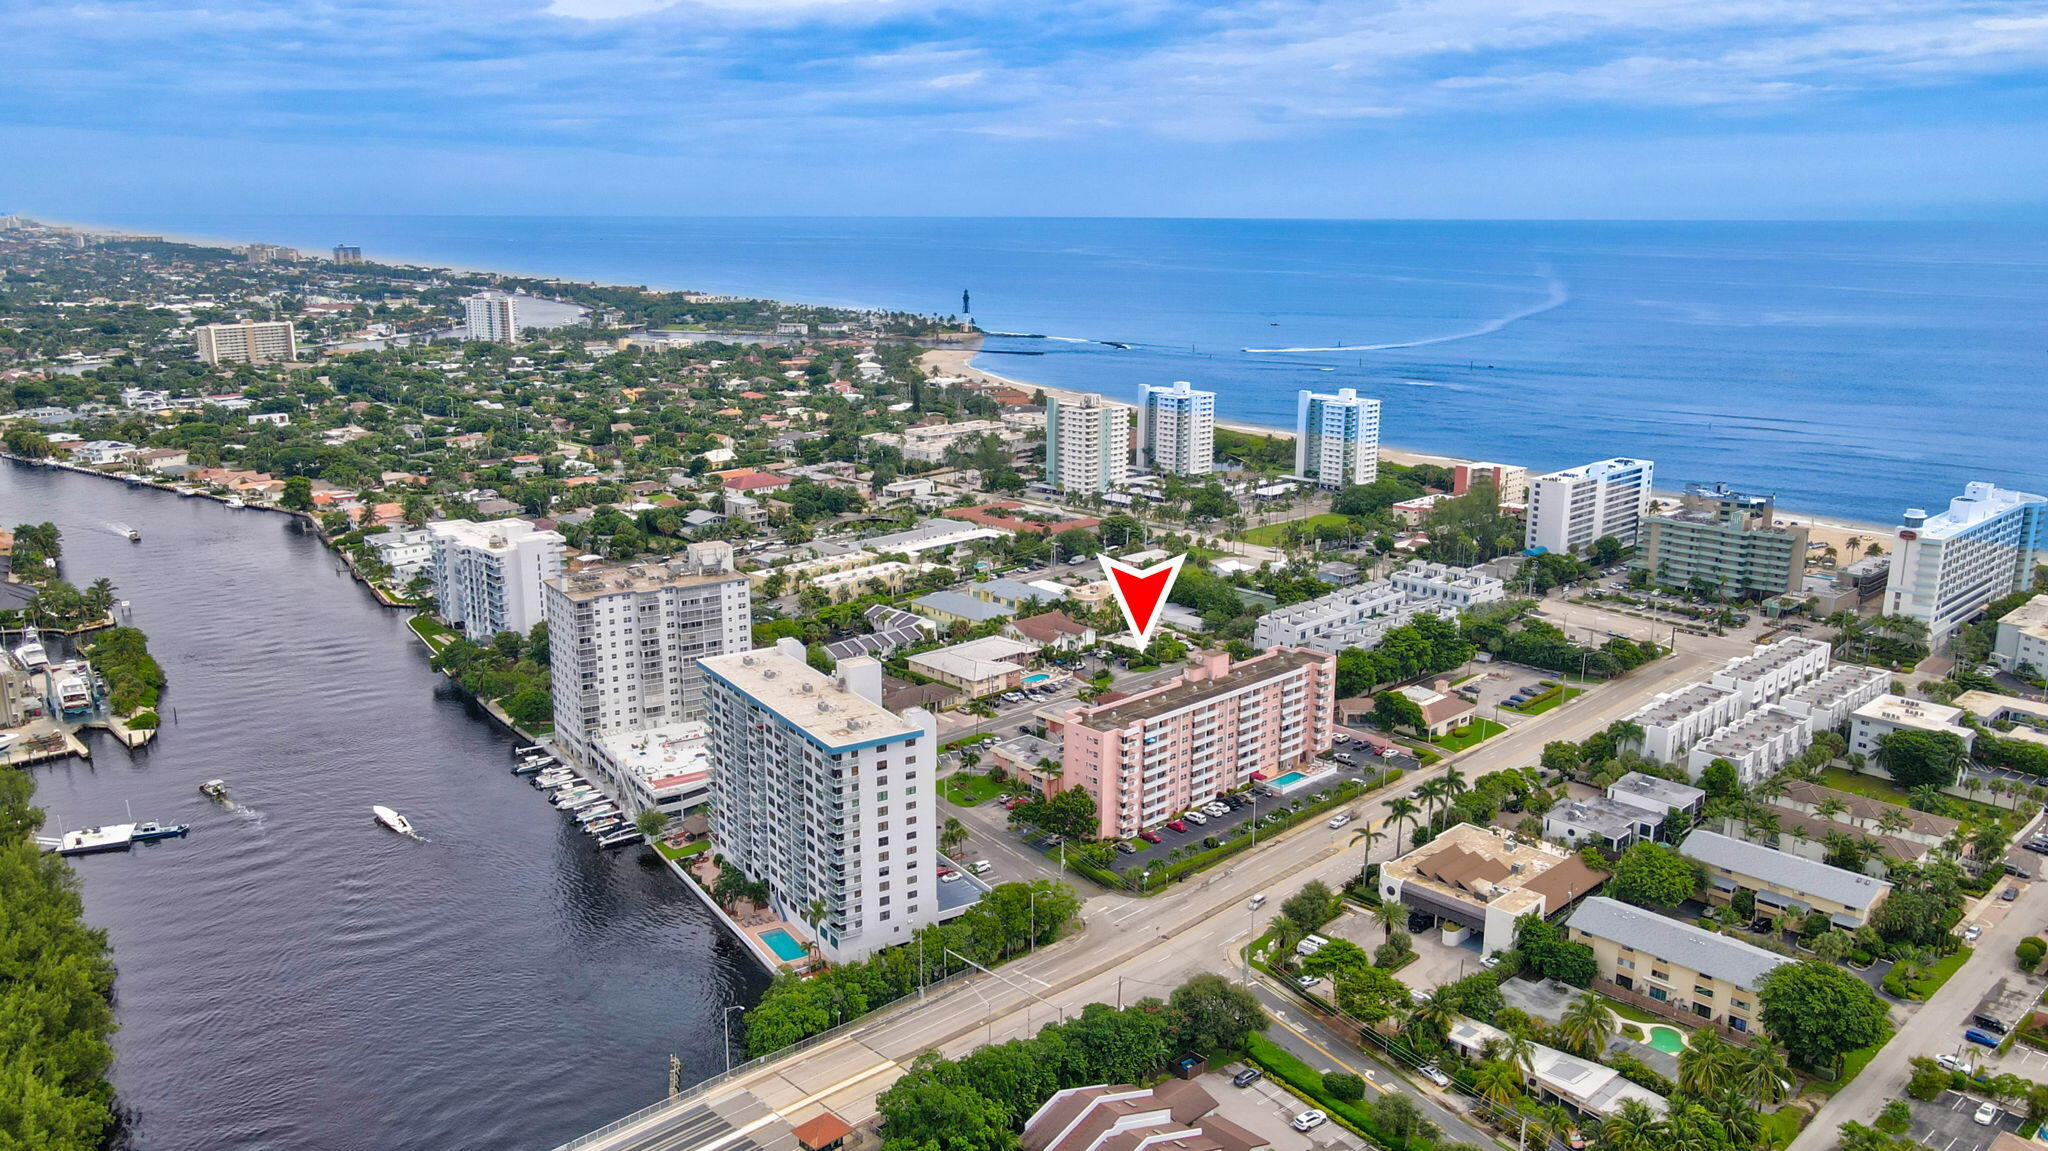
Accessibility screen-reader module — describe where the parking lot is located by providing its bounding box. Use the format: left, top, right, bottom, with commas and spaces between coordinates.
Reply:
1206, 1066, 1366, 1149
1905, 1090, 2025, 1151
1452, 666, 1570, 724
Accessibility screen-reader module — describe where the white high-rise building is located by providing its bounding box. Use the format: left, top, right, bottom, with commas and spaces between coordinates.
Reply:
426, 517, 566, 640
1137, 380, 1215, 476
1524, 457, 1655, 556
195, 320, 297, 365
544, 541, 752, 776
1293, 388, 1380, 489
702, 638, 940, 963
1886, 482, 2048, 646
464, 292, 521, 342
1045, 392, 1130, 494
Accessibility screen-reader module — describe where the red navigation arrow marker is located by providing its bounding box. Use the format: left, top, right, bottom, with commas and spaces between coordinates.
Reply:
1099, 553, 1186, 647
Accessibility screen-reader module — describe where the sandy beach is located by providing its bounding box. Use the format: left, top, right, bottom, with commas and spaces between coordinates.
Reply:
918, 345, 1893, 559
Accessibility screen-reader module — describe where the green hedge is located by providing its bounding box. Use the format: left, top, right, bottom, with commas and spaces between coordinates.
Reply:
1245, 1033, 1383, 1142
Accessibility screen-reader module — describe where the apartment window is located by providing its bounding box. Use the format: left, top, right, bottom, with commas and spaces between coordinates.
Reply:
1617, 958, 1635, 971
1694, 986, 1714, 1000
1731, 998, 1750, 1011
1650, 969, 1669, 982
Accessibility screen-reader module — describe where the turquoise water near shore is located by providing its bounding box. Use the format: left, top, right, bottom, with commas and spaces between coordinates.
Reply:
83, 214, 2048, 523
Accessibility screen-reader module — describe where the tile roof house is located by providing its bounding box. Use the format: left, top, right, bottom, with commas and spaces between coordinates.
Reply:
1021, 1080, 1268, 1151
1007, 610, 1097, 651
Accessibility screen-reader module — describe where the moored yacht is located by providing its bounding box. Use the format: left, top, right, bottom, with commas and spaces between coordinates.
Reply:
132, 820, 189, 842
12, 633, 49, 671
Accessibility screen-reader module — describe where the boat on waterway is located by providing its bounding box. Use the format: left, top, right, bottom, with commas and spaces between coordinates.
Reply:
132, 820, 190, 842
596, 829, 642, 850
372, 805, 417, 837
12, 633, 49, 671
60, 823, 137, 855
199, 778, 229, 800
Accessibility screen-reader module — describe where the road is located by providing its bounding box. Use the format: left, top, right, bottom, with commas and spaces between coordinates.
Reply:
1788, 828, 2048, 1151
561, 643, 1745, 1151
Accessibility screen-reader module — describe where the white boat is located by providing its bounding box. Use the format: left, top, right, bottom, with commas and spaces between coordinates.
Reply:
0, 732, 19, 753
12, 634, 49, 671
124, 527, 140, 541
576, 806, 619, 825
372, 805, 416, 836
223, 496, 246, 509
57, 676, 94, 717
59, 823, 136, 856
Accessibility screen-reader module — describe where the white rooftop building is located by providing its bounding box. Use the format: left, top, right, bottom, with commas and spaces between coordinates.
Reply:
1045, 393, 1131, 494
1886, 482, 2048, 646
1524, 458, 1654, 556
1136, 380, 1215, 476
1293, 387, 1380, 489
426, 517, 566, 641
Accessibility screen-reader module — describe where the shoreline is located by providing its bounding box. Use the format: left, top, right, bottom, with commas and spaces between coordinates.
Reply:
34, 213, 1892, 549
918, 346, 1892, 555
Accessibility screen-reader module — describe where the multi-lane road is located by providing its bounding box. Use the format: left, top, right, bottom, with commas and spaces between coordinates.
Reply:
561, 625, 1768, 1151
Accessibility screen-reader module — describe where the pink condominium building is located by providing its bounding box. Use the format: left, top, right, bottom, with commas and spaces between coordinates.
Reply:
1051, 648, 1338, 839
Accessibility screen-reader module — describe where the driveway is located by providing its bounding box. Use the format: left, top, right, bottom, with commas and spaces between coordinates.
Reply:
1905, 1090, 2024, 1151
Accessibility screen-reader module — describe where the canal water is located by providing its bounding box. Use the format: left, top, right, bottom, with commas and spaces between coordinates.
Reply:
2, 463, 766, 1151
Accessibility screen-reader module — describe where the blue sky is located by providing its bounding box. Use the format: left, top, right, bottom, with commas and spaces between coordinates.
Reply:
3, 0, 2046, 218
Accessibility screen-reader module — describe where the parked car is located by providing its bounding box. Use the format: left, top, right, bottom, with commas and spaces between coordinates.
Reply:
970, 860, 992, 874
1975, 1101, 2001, 1126
1420, 1065, 1450, 1088
1937, 1053, 1976, 1074
1232, 1067, 1264, 1088
1964, 924, 1983, 942
941, 872, 962, 883
2004, 886, 2021, 901
1184, 811, 1209, 825
1966, 1028, 2001, 1047
1114, 841, 1137, 854
1204, 802, 1229, 816
1297, 975, 1322, 990
1166, 820, 1188, 833
2025, 837, 2048, 854
1291, 1111, 1328, 1132
1480, 953, 1503, 969
1139, 830, 1163, 844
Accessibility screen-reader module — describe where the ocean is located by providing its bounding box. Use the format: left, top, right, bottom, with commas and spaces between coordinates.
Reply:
82, 214, 2048, 524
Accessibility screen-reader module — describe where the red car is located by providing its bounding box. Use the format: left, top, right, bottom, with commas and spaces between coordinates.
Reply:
1166, 820, 1188, 833
1004, 796, 1029, 810
1139, 830, 1163, 844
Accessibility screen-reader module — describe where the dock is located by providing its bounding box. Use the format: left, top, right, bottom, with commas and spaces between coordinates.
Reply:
1, 718, 91, 767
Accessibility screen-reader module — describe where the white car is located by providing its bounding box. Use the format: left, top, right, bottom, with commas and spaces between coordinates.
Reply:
1481, 954, 1503, 969
1297, 975, 1323, 990
1291, 1110, 1328, 1132
1420, 1064, 1451, 1088
1964, 924, 1984, 943
1328, 814, 1352, 828
1975, 1101, 2000, 1126
1937, 1053, 1976, 1075
1205, 803, 1230, 816
1184, 811, 1209, 825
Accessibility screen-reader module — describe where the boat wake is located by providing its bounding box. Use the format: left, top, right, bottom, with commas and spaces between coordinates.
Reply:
1242, 274, 1568, 354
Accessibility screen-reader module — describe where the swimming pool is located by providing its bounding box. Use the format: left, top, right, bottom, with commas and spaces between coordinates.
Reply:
1022, 673, 1052, 685
1269, 771, 1307, 787
760, 928, 807, 962
1644, 1025, 1687, 1053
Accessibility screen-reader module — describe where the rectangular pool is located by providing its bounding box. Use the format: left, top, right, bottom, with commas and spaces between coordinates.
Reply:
1269, 771, 1307, 787
759, 928, 807, 962
1022, 673, 1051, 685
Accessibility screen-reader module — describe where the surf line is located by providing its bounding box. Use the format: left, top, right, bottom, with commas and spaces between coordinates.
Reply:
1241, 274, 1568, 354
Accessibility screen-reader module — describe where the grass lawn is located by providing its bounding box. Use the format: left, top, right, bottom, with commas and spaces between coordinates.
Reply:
1815, 767, 1916, 806
655, 839, 710, 861
1907, 947, 1973, 999
1760, 1106, 1805, 1149
1601, 995, 1669, 1026
1508, 687, 1585, 716
941, 732, 997, 753
1433, 718, 1507, 752
408, 614, 461, 653
940, 774, 1008, 806
1812, 1031, 1893, 1095
1242, 513, 1354, 546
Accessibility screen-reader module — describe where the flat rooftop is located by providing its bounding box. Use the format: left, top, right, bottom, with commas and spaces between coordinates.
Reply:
1607, 771, 1705, 811
1716, 636, 1829, 684
1852, 693, 1968, 734
1072, 648, 1325, 730
595, 722, 709, 787
1629, 682, 1735, 727
700, 650, 922, 750
1694, 705, 1809, 757
1785, 664, 1889, 709
552, 559, 744, 601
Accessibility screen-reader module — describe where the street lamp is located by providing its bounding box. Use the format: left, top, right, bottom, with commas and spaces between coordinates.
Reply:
723, 1004, 746, 1074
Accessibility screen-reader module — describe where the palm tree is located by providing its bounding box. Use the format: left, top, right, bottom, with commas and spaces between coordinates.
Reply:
1559, 991, 1616, 1057
1608, 719, 1645, 751
1416, 779, 1451, 829
1876, 808, 1911, 836
1501, 1031, 1538, 1080
1267, 912, 1305, 962
1441, 763, 1469, 799
1815, 797, 1849, 823
1473, 1058, 1524, 1108
1591, 1098, 1666, 1151
1677, 1031, 1733, 1098
1703, 1092, 1763, 1147
1408, 987, 1457, 1042
1350, 825, 1388, 873
1731, 1039, 1793, 1108
1535, 1104, 1576, 1151
1387, 796, 1421, 853
1373, 901, 1404, 942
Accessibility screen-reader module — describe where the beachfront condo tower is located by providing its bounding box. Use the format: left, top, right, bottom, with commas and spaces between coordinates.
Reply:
1293, 388, 1380, 489
1886, 481, 2048, 646
194, 319, 298, 365
1633, 483, 1808, 599
1524, 457, 1655, 556
1046, 392, 1131, 494
464, 291, 521, 342
1137, 380, 1216, 476
425, 516, 567, 641
543, 541, 753, 774
701, 638, 941, 963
